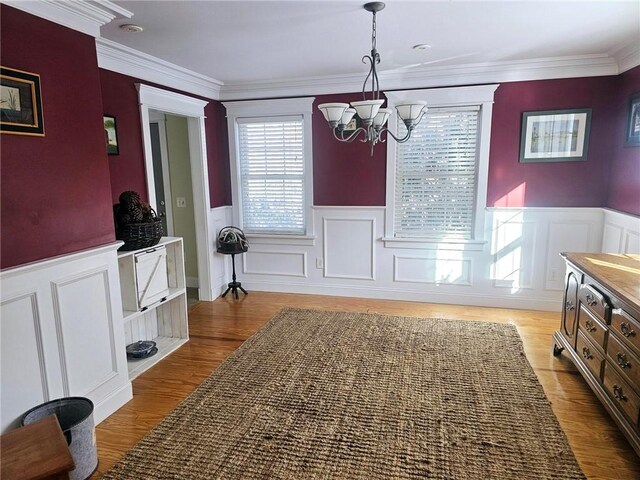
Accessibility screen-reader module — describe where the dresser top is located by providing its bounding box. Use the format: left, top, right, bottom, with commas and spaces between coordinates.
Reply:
561, 253, 640, 309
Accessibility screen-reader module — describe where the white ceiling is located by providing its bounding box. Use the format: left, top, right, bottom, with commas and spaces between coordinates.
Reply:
99, 0, 639, 85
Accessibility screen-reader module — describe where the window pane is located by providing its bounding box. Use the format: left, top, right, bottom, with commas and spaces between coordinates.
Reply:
238, 119, 305, 234
394, 107, 479, 239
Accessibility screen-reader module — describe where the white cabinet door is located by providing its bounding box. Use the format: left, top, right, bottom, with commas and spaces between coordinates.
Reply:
135, 247, 169, 309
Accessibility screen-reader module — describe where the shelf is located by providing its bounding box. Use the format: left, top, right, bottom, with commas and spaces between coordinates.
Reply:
122, 287, 186, 323
127, 336, 189, 380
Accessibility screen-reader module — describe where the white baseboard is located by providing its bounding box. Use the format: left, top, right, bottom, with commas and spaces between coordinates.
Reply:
93, 382, 133, 425
243, 280, 562, 312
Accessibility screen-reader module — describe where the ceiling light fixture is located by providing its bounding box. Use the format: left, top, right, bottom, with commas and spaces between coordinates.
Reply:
318, 2, 427, 155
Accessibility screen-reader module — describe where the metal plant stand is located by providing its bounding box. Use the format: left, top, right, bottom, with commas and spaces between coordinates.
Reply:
220, 252, 247, 299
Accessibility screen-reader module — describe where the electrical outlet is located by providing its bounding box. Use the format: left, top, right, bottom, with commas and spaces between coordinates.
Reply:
316, 257, 324, 269
550, 268, 558, 281
176, 197, 186, 208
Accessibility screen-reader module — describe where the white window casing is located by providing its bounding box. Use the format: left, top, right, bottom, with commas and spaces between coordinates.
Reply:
223, 97, 315, 239
384, 85, 498, 249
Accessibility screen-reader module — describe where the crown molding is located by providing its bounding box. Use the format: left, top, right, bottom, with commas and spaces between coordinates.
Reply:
2, 0, 132, 37
96, 37, 630, 103
612, 41, 640, 74
219, 54, 620, 101
96, 38, 223, 100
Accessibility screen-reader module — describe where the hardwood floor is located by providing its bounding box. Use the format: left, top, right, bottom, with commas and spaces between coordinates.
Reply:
94, 292, 640, 478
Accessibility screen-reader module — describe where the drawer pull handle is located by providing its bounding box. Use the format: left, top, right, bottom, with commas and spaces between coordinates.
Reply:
616, 352, 631, 369
613, 385, 627, 402
565, 301, 575, 312
620, 322, 636, 338
585, 293, 598, 307
584, 319, 597, 333
582, 347, 593, 360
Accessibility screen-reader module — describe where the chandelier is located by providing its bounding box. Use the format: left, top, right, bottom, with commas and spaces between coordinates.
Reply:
318, 2, 427, 155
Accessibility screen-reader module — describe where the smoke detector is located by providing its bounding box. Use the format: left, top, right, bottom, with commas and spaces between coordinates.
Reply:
119, 24, 143, 33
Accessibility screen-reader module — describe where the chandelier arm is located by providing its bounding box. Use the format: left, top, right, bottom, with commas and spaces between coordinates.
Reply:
379, 127, 413, 143
361, 55, 374, 101
334, 127, 367, 143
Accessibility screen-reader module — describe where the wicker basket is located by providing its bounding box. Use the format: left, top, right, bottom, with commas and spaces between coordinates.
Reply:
114, 205, 163, 251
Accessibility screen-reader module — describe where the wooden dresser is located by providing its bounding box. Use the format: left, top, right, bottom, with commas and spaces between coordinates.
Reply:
553, 253, 640, 456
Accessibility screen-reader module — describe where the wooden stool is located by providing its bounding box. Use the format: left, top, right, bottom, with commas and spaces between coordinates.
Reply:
1, 414, 75, 480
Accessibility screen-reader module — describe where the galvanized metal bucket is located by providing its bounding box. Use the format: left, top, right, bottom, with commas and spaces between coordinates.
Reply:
22, 397, 98, 480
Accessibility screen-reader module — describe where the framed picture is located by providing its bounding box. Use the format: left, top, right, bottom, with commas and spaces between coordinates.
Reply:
0, 66, 44, 136
625, 92, 640, 147
519, 108, 592, 163
104, 115, 119, 155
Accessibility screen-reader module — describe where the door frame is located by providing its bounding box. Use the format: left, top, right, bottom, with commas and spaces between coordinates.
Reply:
137, 83, 214, 301
148, 110, 174, 236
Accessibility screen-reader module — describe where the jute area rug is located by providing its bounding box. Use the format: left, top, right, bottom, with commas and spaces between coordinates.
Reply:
102, 308, 584, 479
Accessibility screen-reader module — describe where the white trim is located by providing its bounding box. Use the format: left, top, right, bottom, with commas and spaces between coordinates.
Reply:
242, 278, 562, 312
136, 84, 215, 301
0, 242, 122, 277
219, 54, 621, 101
93, 38, 634, 102
382, 238, 487, 251
384, 85, 498, 243
612, 41, 640, 74
138, 84, 209, 118
96, 38, 223, 100
3, 0, 131, 37
148, 116, 175, 236
223, 97, 316, 238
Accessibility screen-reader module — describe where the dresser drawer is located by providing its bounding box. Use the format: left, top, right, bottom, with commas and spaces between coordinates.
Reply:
578, 306, 607, 350
611, 308, 640, 356
576, 331, 605, 380
608, 334, 640, 392
579, 283, 611, 324
603, 363, 640, 429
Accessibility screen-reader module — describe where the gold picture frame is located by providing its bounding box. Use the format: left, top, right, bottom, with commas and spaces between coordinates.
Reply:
0, 66, 45, 136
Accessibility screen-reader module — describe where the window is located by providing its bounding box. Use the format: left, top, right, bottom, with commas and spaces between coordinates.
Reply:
385, 85, 498, 246
394, 106, 480, 239
223, 98, 315, 237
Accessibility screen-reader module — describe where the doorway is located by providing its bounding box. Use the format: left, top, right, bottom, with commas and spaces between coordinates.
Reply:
149, 110, 199, 299
137, 84, 215, 301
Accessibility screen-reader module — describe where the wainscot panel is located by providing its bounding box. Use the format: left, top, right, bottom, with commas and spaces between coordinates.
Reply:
0, 243, 132, 432
602, 209, 640, 254
232, 206, 615, 311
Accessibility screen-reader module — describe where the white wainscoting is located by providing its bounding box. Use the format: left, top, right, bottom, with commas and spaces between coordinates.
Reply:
0, 243, 132, 433
602, 208, 640, 254
229, 206, 623, 311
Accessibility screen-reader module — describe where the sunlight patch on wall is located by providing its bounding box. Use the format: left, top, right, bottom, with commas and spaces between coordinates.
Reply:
492, 210, 525, 293
494, 182, 526, 208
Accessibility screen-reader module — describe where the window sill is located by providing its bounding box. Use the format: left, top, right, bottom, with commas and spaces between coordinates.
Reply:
381, 237, 487, 251
245, 234, 316, 247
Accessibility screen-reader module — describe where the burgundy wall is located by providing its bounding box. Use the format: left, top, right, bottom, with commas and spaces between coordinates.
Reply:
0, 6, 115, 269
312, 93, 387, 206
607, 66, 640, 215
487, 76, 619, 208
99, 70, 231, 207
100, 69, 148, 203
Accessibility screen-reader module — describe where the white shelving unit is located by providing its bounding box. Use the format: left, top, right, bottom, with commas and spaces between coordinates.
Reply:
117, 237, 189, 380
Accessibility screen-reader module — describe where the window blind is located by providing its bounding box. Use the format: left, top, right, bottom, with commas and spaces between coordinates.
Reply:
237, 117, 305, 234
394, 106, 480, 239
